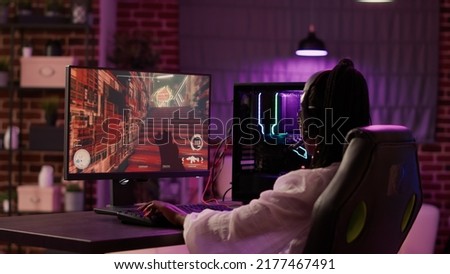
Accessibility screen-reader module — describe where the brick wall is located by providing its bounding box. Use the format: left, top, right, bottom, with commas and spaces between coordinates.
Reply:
0, 0, 100, 204
1, 0, 449, 253
419, 0, 450, 253
0, 0, 179, 211
111, 0, 450, 253
115, 0, 179, 71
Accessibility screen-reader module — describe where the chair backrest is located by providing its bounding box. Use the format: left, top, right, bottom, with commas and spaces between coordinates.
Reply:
303, 125, 423, 253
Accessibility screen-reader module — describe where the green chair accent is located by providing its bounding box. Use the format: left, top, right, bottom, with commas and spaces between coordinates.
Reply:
401, 194, 417, 232
346, 201, 367, 243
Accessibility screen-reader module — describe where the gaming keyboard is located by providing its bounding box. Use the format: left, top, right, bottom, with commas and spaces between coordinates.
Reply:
116, 203, 233, 227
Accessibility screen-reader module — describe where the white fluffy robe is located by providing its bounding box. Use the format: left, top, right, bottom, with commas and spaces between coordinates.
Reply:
183, 162, 340, 254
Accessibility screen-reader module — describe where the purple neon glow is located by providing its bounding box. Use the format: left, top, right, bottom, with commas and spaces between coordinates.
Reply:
356, 0, 394, 2
295, 49, 328, 57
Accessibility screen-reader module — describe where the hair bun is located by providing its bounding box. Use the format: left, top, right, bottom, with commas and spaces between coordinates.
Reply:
338, 58, 354, 68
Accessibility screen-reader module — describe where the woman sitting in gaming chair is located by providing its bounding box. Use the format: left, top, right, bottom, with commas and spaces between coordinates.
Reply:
139, 58, 372, 253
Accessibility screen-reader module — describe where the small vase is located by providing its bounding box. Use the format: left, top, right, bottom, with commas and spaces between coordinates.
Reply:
39, 165, 54, 188
65, 192, 84, 212
2, 199, 9, 213
4, 126, 19, 150
0, 71, 8, 87
45, 40, 63, 56
0, 6, 8, 24
22, 46, 32, 57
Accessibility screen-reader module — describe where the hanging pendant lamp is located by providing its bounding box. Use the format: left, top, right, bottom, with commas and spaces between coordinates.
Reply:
296, 24, 328, 57
356, 0, 394, 2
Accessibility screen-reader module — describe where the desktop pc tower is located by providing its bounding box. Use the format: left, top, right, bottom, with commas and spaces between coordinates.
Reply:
231, 82, 309, 204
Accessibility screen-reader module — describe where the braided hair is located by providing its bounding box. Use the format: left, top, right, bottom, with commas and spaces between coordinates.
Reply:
301, 58, 371, 168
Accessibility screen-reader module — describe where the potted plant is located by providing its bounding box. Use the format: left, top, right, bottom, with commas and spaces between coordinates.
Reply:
45, 0, 63, 17
64, 182, 83, 212
107, 30, 160, 70
0, 56, 9, 87
41, 96, 59, 126
16, 0, 32, 16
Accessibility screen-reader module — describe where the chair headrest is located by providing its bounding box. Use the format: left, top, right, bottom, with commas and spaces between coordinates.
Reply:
346, 125, 415, 148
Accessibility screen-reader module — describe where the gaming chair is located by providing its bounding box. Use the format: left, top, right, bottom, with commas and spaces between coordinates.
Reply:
303, 125, 423, 253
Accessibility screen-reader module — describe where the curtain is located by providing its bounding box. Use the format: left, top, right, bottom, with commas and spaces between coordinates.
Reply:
179, 0, 439, 143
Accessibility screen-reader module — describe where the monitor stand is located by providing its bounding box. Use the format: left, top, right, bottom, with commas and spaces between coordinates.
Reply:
110, 178, 136, 206
109, 177, 207, 206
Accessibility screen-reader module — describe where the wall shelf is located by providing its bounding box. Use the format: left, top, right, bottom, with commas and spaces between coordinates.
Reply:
3, 20, 92, 216
2, 22, 90, 30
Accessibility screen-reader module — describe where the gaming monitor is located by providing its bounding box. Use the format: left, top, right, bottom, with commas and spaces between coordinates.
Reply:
63, 66, 211, 181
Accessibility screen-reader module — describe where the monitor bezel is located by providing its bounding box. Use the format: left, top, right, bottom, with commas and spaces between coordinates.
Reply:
63, 65, 211, 181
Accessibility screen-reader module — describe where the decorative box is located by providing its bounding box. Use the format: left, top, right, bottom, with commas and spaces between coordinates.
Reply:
20, 56, 77, 88
29, 125, 64, 151
17, 185, 62, 212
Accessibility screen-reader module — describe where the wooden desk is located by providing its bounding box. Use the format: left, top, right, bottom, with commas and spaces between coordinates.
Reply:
0, 211, 184, 253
